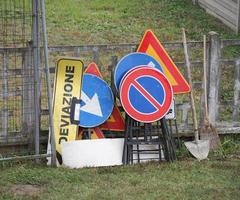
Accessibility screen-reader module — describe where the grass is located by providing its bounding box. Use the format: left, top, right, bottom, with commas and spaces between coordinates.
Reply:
0, 136, 240, 200
45, 0, 240, 46
0, 158, 239, 200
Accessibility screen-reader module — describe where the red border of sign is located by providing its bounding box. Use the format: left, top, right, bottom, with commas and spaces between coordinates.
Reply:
137, 30, 190, 94
120, 66, 173, 123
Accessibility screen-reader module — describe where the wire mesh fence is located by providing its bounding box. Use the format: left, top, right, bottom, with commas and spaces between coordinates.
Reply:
0, 1, 33, 138
0, 0, 44, 159
0, 0, 32, 48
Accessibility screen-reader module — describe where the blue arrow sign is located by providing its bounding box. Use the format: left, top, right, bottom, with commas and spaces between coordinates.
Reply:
77, 74, 114, 128
114, 52, 163, 92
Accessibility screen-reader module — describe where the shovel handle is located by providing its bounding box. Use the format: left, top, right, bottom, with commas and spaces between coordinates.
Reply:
182, 28, 199, 141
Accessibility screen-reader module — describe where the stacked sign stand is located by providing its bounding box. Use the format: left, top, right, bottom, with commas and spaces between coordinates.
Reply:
122, 116, 176, 164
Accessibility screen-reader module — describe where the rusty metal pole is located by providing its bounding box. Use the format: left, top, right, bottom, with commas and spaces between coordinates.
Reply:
40, 0, 57, 167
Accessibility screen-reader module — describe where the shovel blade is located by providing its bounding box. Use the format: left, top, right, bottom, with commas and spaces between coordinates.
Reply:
184, 140, 210, 161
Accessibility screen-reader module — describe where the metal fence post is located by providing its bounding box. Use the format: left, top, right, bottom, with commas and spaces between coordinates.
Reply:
207, 31, 221, 125
32, 0, 41, 156
40, 0, 57, 167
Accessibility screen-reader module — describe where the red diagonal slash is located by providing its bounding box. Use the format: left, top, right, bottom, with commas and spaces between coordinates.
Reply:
131, 79, 164, 111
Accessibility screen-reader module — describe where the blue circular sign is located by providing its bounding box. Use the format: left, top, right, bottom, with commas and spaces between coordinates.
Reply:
78, 74, 114, 128
114, 52, 163, 92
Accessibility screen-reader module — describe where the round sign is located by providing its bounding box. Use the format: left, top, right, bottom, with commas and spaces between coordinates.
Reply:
120, 66, 173, 123
79, 74, 114, 128
114, 52, 163, 92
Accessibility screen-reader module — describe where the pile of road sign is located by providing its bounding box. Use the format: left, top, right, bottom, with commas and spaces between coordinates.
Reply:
114, 30, 190, 163
114, 30, 190, 124
48, 29, 190, 167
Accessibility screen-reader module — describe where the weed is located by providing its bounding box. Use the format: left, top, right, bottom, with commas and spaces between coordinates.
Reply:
213, 136, 240, 158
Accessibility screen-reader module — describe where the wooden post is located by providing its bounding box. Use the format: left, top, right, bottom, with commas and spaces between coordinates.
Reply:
233, 59, 240, 121
237, 0, 240, 34
207, 31, 221, 125
74, 47, 80, 58
1, 52, 8, 142
178, 102, 191, 128
93, 47, 99, 67
192, 0, 198, 5
110, 56, 118, 100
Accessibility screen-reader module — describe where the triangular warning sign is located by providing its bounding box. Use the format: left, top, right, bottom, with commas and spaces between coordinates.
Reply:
77, 127, 105, 140
85, 62, 125, 131
85, 62, 103, 78
137, 30, 190, 94
100, 105, 125, 131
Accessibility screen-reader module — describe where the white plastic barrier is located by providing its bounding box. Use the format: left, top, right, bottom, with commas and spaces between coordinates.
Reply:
61, 138, 124, 168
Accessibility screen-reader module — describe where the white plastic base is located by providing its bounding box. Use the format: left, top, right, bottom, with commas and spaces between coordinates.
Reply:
61, 138, 124, 168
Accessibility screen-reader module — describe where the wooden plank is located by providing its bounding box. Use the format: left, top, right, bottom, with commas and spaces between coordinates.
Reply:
1, 127, 240, 151
221, 39, 240, 47
0, 40, 216, 54
0, 68, 22, 76
0, 135, 48, 146
46, 41, 204, 53
0, 111, 14, 118
199, 0, 237, 20
199, 0, 237, 31
0, 47, 28, 54
0, 90, 22, 98
0, 154, 49, 162
217, 0, 237, 14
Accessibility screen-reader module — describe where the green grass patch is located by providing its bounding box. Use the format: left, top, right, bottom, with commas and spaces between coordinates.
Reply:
0, 137, 239, 200
45, 0, 240, 46
0, 158, 239, 200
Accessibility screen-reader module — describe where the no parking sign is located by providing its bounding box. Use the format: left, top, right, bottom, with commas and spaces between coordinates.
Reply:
120, 66, 173, 123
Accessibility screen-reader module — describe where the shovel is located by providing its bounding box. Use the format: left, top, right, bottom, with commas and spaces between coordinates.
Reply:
182, 28, 210, 161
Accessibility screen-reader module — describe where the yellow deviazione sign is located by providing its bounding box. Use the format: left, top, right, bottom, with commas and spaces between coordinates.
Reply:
52, 58, 83, 165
